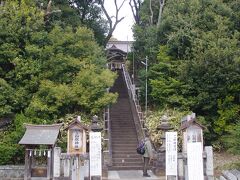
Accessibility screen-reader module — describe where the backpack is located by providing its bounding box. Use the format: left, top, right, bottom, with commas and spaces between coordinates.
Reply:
136, 141, 145, 155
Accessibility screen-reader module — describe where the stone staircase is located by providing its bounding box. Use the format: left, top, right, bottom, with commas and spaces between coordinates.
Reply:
109, 70, 143, 170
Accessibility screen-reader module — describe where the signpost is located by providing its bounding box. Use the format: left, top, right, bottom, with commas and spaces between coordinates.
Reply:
187, 142, 204, 180
90, 131, 102, 178
166, 132, 178, 180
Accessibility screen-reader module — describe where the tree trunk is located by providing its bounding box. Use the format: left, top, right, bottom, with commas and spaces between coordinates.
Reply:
99, 0, 126, 46
149, 0, 153, 25
129, 0, 141, 25
157, 0, 165, 29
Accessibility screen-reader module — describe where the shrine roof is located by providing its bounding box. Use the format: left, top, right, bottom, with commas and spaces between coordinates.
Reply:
107, 45, 127, 57
180, 119, 206, 130
19, 123, 62, 145
65, 119, 89, 131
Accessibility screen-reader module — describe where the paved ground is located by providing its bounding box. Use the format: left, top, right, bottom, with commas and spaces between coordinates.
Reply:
107, 170, 165, 180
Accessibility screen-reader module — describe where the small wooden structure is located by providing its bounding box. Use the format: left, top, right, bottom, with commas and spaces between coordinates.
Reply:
180, 113, 205, 153
19, 123, 62, 180
65, 116, 89, 154
106, 44, 127, 70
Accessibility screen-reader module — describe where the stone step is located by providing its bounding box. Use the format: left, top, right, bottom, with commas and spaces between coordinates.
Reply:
112, 161, 143, 167
112, 147, 137, 153
112, 143, 137, 147
111, 129, 136, 131
111, 123, 135, 125
112, 157, 142, 163
111, 141, 138, 144
112, 154, 141, 159
111, 124, 135, 126
112, 138, 137, 141
111, 131, 136, 134
112, 150, 138, 155
112, 139, 138, 143
111, 117, 133, 119
111, 131, 136, 133
111, 126, 135, 129
111, 144, 138, 147
111, 134, 137, 137
112, 138, 138, 141
112, 143, 137, 146
108, 166, 143, 171
109, 70, 141, 171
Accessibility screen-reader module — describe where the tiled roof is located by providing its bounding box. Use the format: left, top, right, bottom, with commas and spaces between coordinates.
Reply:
180, 119, 206, 130
19, 124, 62, 145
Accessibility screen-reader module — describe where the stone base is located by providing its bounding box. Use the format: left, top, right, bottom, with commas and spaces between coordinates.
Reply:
152, 167, 165, 176
152, 152, 166, 177
102, 166, 108, 179
90, 176, 101, 180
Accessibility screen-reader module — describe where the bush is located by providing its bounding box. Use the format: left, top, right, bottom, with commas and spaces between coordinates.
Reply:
0, 113, 32, 164
145, 108, 191, 150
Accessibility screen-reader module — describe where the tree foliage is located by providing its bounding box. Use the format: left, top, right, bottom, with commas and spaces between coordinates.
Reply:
132, 0, 240, 150
0, 0, 117, 164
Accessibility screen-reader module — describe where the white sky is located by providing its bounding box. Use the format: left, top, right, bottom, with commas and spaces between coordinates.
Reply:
104, 0, 134, 41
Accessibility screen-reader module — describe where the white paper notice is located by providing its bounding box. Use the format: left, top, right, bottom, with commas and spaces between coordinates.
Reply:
90, 132, 102, 177
166, 132, 178, 176
187, 142, 204, 180
72, 130, 82, 149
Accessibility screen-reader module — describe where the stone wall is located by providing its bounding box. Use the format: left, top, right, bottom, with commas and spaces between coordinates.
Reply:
0, 165, 24, 180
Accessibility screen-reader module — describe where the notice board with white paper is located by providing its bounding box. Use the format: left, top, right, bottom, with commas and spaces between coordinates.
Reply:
166, 132, 178, 176
89, 132, 102, 177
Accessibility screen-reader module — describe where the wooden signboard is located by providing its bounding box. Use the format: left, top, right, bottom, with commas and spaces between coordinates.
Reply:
66, 120, 88, 154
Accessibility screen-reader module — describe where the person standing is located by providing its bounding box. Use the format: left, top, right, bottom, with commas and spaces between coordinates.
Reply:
143, 135, 153, 177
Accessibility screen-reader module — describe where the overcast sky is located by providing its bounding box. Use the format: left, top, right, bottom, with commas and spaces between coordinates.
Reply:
104, 0, 134, 41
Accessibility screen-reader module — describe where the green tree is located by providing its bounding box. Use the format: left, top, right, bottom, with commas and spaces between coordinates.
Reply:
133, 0, 240, 148
0, 79, 14, 117
149, 46, 191, 109
0, 0, 117, 164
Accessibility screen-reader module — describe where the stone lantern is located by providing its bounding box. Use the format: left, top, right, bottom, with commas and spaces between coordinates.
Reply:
91, 115, 103, 132
157, 115, 173, 152
66, 116, 89, 154
153, 115, 173, 176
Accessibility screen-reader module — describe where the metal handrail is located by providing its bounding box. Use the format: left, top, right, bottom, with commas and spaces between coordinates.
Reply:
122, 64, 145, 141
107, 105, 112, 166
103, 104, 112, 167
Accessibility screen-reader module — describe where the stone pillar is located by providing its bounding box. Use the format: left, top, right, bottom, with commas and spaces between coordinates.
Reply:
63, 158, 70, 177
205, 146, 214, 180
47, 149, 52, 179
24, 149, 30, 180
53, 147, 61, 178
178, 154, 184, 180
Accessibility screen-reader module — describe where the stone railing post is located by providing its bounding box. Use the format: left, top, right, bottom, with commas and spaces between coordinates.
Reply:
205, 146, 214, 180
